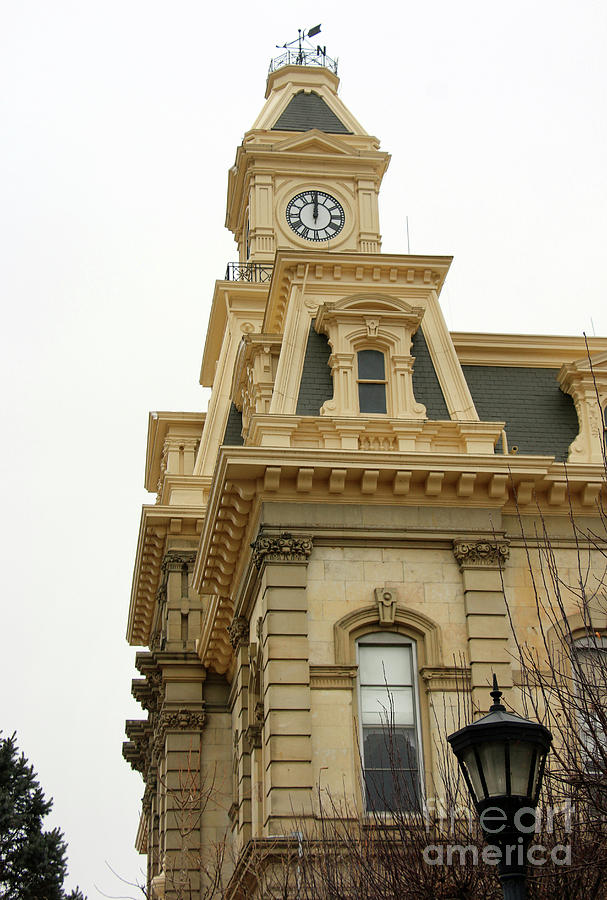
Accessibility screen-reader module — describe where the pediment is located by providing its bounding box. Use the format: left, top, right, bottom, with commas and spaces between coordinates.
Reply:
329, 293, 425, 316
272, 129, 355, 157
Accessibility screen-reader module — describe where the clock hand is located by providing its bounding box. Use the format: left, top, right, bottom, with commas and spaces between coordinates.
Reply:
313, 191, 318, 222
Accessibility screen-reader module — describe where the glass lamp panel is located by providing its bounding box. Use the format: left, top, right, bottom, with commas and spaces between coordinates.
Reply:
358, 382, 387, 414
361, 686, 414, 726
508, 741, 536, 797
531, 751, 544, 799
460, 747, 484, 802
478, 741, 507, 797
358, 349, 385, 380
359, 645, 412, 686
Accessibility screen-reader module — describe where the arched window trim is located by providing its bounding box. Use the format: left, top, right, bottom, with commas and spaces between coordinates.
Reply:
334, 604, 443, 668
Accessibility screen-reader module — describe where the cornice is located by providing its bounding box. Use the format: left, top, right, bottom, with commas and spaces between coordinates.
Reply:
127, 505, 204, 647
451, 332, 607, 368
145, 410, 206, 494
192, 444, 605, 674
264, 65, 341, 100
199, 282, 269, 387
230, 332, 283, 409
263, 250, 453, 335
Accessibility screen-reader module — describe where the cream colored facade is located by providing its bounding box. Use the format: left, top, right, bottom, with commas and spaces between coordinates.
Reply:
123, 59, 607, 899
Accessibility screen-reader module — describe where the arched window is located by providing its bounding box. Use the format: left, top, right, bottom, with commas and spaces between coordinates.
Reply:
357, 632, 422, 812
357, 349, 387, 414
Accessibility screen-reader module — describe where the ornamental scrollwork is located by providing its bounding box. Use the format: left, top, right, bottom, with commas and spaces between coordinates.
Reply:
251, 532, 313, 570
228, 616, 249, 650
160, 707, 206, 731
152, 706, 207, 755
453, 540, 510, 568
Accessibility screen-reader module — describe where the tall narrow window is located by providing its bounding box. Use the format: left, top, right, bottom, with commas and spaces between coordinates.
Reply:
572, 636, 607, 772
357, 633, 422, 812
357, 349, 387, 414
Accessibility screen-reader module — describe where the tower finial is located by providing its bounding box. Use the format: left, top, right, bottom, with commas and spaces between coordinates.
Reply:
270, 26, 337, 75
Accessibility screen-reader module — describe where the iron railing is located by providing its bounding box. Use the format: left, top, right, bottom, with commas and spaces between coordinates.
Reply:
269, 47, 338, 75
225, 262, 274, 284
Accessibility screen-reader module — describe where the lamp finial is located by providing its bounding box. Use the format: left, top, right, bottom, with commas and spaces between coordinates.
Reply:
489, 673, 506, 711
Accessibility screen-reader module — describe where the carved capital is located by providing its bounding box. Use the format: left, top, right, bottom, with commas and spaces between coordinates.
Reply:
453, 540, 510, 569
251, 532, 313, 570
161, 550, 197, 575
153, 706, 206, 755
228, 616, 249, 650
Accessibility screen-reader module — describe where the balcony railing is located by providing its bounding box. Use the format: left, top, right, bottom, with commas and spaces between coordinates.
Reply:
225, 262, 274, 284
269, 47, 338, 75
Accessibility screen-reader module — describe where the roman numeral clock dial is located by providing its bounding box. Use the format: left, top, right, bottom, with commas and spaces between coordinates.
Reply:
286, 190, 345, 242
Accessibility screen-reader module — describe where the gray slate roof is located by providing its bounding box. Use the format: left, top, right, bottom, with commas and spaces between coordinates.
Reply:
222, 403, 244, 446
462, 365, 578, 461
272, 91, 351, 134
411, 327, 450, 419
296, 323, 333, 414
292, 323, 579, 461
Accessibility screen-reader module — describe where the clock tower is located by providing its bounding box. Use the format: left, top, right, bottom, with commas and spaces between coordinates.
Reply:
125, 30, 607, 900
225, 61, 390, 261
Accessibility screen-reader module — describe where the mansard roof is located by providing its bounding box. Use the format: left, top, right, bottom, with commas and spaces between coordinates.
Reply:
271, 90, 352, 134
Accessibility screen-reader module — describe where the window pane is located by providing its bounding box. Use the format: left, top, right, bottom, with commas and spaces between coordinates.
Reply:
358, 349, 385, 380
358, 382, 387, 413
364, 767, 421, 813
359, 644, 412, 686
361, 686, 414, 726
363, 726, 418, 769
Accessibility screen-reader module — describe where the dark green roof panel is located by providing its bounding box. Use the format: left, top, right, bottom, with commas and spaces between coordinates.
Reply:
272, 91, 351, 134
462, 366, 578, 461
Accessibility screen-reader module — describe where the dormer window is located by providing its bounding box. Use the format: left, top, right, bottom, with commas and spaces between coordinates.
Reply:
315, 296, 428, 421
357, 350, 387, 414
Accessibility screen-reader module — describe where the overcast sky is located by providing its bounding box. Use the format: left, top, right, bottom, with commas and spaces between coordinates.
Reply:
1, 1, 606, 894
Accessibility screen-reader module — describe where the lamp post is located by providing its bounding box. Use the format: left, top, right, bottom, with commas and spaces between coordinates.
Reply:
447, 676, 552, 900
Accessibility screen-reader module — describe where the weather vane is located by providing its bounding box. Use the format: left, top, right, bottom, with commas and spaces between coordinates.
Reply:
269, 25, 338, 75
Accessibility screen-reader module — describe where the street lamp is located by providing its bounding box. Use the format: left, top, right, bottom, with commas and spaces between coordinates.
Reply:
447, 676, 552, 900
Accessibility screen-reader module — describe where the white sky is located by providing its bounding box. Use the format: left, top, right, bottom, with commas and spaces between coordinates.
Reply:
1, 0, 606, 894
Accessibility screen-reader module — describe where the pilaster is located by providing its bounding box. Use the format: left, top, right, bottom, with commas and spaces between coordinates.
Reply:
229, 620, 253, 846
251, 531, 314, 834
453, 539, 511, 713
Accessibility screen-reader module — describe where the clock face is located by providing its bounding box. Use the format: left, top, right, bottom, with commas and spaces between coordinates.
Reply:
286, 190, 345, 242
